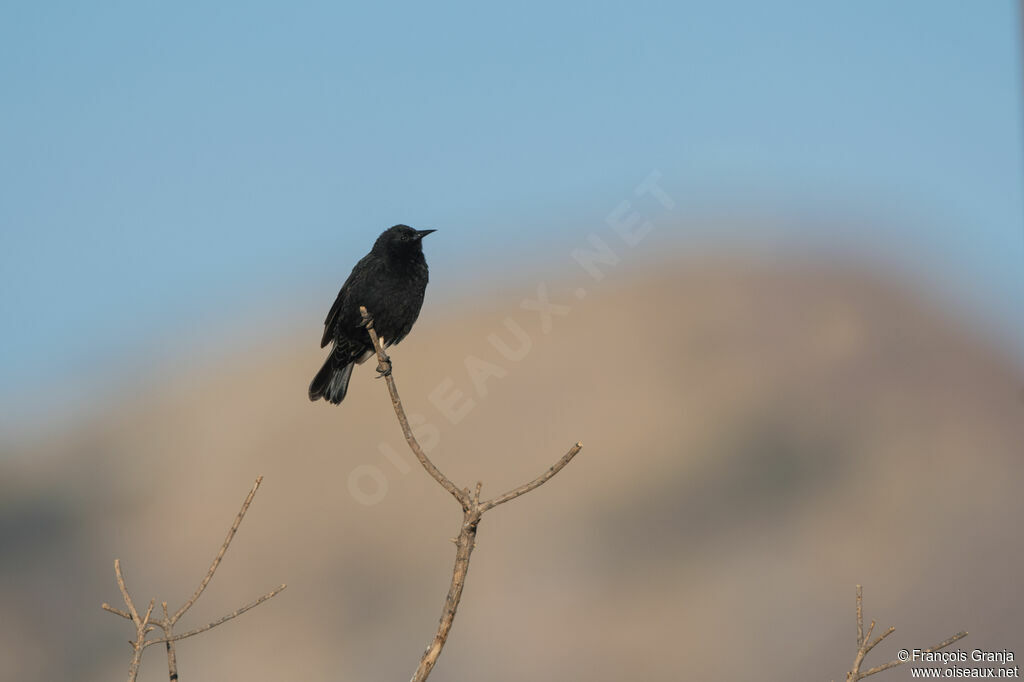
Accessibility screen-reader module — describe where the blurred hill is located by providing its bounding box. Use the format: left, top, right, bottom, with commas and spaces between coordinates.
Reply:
2, 254, 1022, 681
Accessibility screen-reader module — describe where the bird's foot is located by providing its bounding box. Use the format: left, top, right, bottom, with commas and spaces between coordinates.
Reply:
375, 357, 392, 378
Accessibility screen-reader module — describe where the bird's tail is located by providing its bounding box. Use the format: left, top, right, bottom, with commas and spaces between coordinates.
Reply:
308, 357, 355, 404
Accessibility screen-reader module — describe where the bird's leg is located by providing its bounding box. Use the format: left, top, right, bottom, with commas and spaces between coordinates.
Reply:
358, 307, 393, 377
375, 354, 392, 378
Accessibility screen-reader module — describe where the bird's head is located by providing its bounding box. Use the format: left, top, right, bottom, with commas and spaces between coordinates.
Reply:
376, 224, 436, 258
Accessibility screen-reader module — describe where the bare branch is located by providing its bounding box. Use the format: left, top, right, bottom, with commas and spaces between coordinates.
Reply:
115, 559, 141, 626
359, 307, 583, 682
844, 586, 967, 681
856, 585, 864, 647
159, 602, 177, 682
480, 441, 583, 512
411, 514, 479, 682
171, 475, 263, 624
147, 584, 288, 647
126, 640, 144, 681
112, 560, 150, 682
141, 599, 156, 631
102, 477, 284, 681
102, 603, 132, 620
359, 305, 469, 507
864, 626, 895, 655
862, 621, 876, 650
924, 631, 971, 653
860, 631, 969, 679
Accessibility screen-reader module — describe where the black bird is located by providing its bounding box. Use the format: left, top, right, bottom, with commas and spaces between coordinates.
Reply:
309, 224, 435, 404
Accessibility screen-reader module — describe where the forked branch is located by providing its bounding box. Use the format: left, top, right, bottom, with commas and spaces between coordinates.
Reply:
102, 476, 287, 682
359, 306, 582, 682
843, 585, 967, 681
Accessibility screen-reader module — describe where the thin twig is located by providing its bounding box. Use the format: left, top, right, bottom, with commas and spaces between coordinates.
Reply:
856, 585, 864, 647
845, 586, 967, 681
360, 307, 583, 682
480, 442, 583, 512
141, 599, 156, 633
102, 603, 132, 620
147, 584, 288, 646
171, 475, 263, 624
864, 626, 895, 655
862, 621, 876, 650
115, 559, 141, 625
860, 631, 969, 679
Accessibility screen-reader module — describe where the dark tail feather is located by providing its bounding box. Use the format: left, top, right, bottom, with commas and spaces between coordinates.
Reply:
309, 358, 355, 404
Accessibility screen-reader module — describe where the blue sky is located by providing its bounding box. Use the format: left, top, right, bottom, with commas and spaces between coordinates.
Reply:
1, 1, 1022, 421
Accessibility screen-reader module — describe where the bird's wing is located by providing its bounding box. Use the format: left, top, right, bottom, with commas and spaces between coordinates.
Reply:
333, 335, 365, 363
320, 287, 346, 348
320, 254, 370, 348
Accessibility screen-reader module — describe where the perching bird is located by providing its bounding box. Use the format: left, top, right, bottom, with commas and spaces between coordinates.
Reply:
309, 224, 435, 404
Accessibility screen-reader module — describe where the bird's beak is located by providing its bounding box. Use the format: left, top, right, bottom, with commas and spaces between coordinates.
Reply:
415, 229, 437, 240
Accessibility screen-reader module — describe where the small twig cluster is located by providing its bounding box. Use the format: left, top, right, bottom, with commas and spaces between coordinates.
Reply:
102, 476, 286, 682
359, 306, 583, 682
843, 585, 967, 681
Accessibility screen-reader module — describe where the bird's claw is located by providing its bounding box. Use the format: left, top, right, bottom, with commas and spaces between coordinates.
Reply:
375, 359, 392, 378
